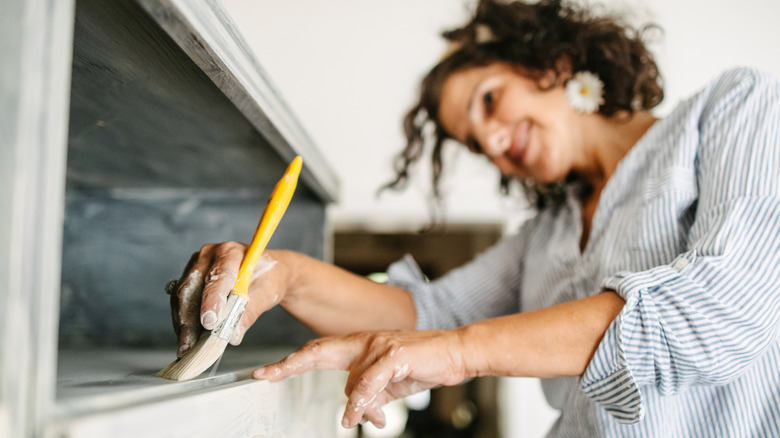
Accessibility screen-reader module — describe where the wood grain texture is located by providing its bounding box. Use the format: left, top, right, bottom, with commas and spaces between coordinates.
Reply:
1, 0, 75, 436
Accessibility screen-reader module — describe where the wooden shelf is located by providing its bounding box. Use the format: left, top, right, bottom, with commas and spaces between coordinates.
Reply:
55, 348, 290, 412
48, 348, 345, 438
135, 0, 339, 202
3, 0, 340, 436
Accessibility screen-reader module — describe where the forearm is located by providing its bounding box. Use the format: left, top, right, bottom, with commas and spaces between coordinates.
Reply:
254, 291, 625, 429
275, 250, 417, 335
458, 291, 625, 378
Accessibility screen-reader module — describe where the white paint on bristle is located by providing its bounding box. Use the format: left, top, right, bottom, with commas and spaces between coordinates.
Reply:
157, 331, 229, 381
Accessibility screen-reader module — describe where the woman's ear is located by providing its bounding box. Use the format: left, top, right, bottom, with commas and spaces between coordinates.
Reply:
536, 56, 572, 89
552, 55, 573, 85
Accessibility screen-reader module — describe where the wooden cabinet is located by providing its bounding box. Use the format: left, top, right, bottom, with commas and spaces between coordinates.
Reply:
1, 0, 341, 436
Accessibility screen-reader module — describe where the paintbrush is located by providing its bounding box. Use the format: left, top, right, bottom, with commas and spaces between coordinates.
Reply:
157, 156, 303, 381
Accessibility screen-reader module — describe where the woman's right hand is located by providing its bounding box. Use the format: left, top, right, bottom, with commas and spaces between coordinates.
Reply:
167, 242, 292, 358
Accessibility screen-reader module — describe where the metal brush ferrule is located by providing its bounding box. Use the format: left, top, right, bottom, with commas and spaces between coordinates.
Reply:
213, 294, 248, 341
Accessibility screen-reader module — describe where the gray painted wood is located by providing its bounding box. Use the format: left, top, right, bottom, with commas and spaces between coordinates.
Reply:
67, 0, 289, 191
136, 0, 339, 203
0, 0, 75, 437
61, 0, 327, 348
59, 189, 322, 348
4, 0, 340, 435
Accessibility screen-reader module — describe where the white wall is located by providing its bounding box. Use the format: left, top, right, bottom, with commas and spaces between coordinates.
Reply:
220, 0, 780, 231
221, 0, 510, 231
220, 0, 780, 436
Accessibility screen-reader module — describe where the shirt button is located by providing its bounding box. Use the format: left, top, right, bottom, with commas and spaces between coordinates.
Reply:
673, 258, 689, 271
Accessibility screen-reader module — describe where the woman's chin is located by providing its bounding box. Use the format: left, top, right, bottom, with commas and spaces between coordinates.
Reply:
530, 167, 567, 185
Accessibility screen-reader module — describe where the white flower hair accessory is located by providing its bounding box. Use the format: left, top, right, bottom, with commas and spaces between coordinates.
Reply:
566, 71, 605, 114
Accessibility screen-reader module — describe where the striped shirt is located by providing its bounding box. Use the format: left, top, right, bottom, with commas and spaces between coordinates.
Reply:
388, 67, 780, 437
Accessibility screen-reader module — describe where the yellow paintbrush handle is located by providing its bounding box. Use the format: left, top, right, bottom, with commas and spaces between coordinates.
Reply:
232, 156, 302, 299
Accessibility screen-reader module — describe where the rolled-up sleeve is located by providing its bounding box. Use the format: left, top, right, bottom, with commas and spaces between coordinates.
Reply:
581, 68, 780, 424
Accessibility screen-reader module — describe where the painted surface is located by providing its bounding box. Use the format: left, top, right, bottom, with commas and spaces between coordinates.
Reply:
67, 0, 288, 191
1, 0, 75, 436
49, 349, 346, 438
60, 0, 327, 349
60, 192, 323, 348
137, 0, 339, 202
2, 0, 339, 435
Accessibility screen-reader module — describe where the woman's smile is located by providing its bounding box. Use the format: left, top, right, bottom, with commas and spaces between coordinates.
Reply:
438, 62, 580, 183
509, 120, 531, 165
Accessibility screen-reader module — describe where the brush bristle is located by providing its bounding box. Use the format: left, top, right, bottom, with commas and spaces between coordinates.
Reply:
156, 332, 229, 381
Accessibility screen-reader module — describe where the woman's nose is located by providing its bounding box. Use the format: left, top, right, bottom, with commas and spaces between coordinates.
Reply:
478, 124, 511, 157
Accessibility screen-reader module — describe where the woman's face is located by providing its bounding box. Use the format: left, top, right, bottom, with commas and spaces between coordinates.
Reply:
438, 62, 585, 183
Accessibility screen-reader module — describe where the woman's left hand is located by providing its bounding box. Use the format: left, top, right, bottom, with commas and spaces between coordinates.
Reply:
252, 329, 469, 429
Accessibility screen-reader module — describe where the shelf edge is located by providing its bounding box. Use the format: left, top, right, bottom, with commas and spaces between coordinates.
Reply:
135, 0, 340, 203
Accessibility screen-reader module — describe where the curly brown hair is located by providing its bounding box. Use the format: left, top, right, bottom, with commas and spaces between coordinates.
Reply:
380, 0, 664, 213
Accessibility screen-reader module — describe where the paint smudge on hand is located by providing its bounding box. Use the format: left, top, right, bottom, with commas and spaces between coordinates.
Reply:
204, 271, 219, 287
251, 253, 277, 281
178, 269, 204, 356
201, 310, 217, 329
392, 363, 410, 380
180, 270, 203, 304
229, 325, 244, 346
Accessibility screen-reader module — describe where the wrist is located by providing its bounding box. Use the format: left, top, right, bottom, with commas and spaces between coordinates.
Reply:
269, 249, 306, 306
454, 324, 490, 379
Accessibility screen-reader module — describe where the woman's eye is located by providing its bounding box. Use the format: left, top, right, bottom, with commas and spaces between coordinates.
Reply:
483, 90, 495, 113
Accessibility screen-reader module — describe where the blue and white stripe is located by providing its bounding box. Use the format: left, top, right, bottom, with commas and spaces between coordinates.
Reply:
388, 67, 780, 436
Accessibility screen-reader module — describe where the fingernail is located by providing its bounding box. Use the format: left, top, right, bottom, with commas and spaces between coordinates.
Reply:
341, 416, 350, 428
375, 412, 387, 429
201, 311, 217, 329
177, 344, 190, 358
165, 279, 178, 295
229, 326, 243, 346
252, 367, 265, 379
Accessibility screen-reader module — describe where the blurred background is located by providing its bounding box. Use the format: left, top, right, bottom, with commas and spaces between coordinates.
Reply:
219, 1, 780, 437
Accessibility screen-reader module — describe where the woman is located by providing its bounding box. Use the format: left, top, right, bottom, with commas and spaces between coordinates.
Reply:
169, 0, 780, 435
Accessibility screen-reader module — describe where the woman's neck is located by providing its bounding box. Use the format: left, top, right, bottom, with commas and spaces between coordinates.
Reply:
577, 111, 657, 189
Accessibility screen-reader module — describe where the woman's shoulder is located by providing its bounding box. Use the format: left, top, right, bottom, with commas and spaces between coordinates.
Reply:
707, 66, 776, 88
698, 66, 780, 119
